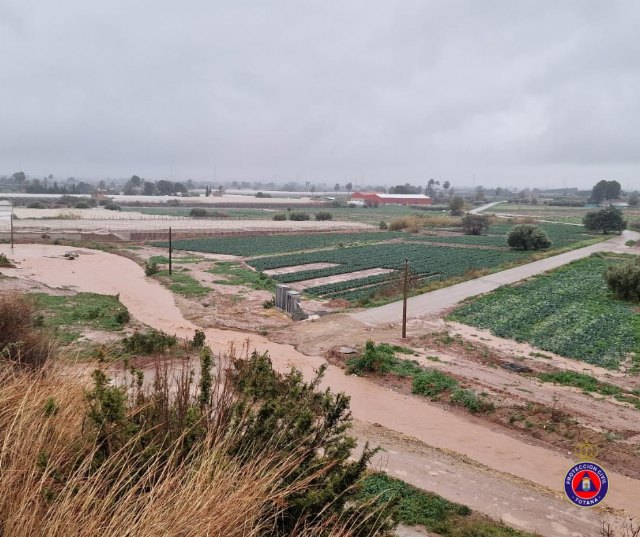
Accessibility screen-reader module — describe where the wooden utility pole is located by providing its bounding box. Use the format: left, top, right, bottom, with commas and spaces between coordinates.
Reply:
168, 227, 173, 275
10, 201, 14, 250
402, 258, 408, 338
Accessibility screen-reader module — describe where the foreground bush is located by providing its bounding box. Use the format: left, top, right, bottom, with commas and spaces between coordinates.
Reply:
0, 347, 393, 536
507, 224, 552, 251
605, 258, 640, 302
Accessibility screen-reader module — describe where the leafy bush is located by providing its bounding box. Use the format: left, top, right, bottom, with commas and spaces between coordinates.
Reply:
190, 207, 208, 217
104, 203, 121, 211
412, 370, 458, 398
0, 348, 393, 536
450, 389, 495, 413
379, 221, 388, 230
74, 201, 90, 209
144, 260, 160, 276
27, 201, 45, 209
263, 297, 275, 309
583, 206, 627, 234
507, 224, 552, 250
272, 213, 287, 221
255, 191, 272, 198
191, 329, 206, 348
121, 329, 177, 354
288, 211, 310, 221
347, 340, 395, 374
461, 214, 491, 235
449, 196, 465, 216
605, 258, 640, 301
0, 253, 14, 267
315, 211, 333, 221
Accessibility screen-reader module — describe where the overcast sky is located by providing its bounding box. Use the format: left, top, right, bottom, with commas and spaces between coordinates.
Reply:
1, 1, 639, 189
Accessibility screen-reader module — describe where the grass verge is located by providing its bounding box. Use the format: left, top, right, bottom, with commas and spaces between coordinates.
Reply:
33, 292, 130, 343
358, 473, 537, 537
208, 262, 276, 291
156, 269, 210, 297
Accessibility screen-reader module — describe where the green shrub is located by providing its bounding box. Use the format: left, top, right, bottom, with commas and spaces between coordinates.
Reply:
583, 206, 626, 234
347, 340, 396, 374
461, 214, 490, 235
412, 370, 458, 398
379, 221, 388, 230
272, 213, 287, 221
448, 196, 465, 216
288, 211, 310, 221
507, 224, 552, 250
74, 201, 90, 209
144, 260, 160, 276
315, 211, 333, 221
189, 207, 208, 218
0, 253, 14, 267
605, 258, 640, 302
191, 329, 206, 349
450, 389, 495, 413
122, 329, 177, 354
27, 201, 45, 209
104, 203, 121, 211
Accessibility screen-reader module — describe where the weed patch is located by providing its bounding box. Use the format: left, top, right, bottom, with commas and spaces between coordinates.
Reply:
33, 293, 130, 340
412, 370, 458, 399
358, 473, 535, 537
157, 269, 210, 297
208, 262, 276, 291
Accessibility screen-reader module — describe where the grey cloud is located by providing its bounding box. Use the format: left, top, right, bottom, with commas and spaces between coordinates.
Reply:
0, 0, 639, 187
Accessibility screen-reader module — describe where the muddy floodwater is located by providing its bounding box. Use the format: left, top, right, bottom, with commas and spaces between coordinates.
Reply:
3, 243, 640, 529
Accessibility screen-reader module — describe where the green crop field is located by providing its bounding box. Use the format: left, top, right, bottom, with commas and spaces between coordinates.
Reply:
154, 232, 404, 257
414, 223, 597, 248
449, 255, 640, 369
249, 243, 527, 301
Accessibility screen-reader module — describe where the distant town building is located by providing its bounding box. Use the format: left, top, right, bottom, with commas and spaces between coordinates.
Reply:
350, 192, 432, 206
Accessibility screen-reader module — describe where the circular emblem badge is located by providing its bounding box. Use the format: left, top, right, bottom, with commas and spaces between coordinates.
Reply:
564, 461, 609, 507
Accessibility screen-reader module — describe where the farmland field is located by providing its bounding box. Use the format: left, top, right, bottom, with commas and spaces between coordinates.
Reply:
487, 203, 640, 225
248, 243, 527, 301
415, 223, 597, 249
156, 231, 405, 256
449, 255, 640, 369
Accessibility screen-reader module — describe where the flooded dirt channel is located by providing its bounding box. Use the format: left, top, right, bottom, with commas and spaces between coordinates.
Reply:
2, 244, 639, 535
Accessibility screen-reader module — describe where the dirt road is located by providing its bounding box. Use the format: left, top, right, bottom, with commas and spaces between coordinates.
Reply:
352, 231, 640, 325
3, 243, 639, 535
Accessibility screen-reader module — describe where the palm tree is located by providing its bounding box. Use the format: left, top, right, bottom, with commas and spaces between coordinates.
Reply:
426, 179, 435, 197
443, 181, 450, 198
345, 182, 352, 199
334, 183, 340, 198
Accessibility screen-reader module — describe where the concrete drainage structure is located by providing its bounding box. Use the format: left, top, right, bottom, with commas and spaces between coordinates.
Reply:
275, 284, 308, 321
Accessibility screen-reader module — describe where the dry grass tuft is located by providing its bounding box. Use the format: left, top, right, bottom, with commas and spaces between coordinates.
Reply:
0, 293, 55, 370
0, 348, 393, 536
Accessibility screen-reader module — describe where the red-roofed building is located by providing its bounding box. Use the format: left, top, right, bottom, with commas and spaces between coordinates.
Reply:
351, 192, 432, 206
